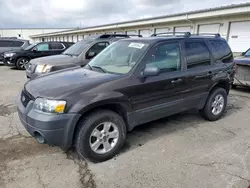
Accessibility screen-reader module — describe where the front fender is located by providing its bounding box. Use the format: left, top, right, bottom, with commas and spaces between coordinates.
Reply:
68, 91, 133, 114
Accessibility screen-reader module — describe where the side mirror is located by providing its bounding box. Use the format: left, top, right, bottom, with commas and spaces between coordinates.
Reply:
32, 48, 37, 52
142, 66, 160, 77
87, 51, 96, 59
241, 52, 245, 56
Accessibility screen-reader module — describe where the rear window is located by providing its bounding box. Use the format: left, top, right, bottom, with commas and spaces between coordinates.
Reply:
50, 43, 64, 50
0, 40, 11, 47
10, 41, 24, 47
209, 40, 233, 63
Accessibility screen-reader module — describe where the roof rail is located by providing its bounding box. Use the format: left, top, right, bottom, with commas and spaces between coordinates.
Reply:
99, 34, 131, 39
126, 34, 143, 37
151, 32, 191, 37
191, 33, 221, 37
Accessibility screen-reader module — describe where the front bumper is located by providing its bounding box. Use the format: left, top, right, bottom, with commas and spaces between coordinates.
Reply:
17, 91, 81, 149
3, 57, 16, 67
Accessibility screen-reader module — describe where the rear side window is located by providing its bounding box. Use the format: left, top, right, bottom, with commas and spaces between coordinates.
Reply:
185, 41, 211, 69
10, 41, 24, 47
50, 43, 64, 50
209, 40, 233, 63
0, 40, 11, 47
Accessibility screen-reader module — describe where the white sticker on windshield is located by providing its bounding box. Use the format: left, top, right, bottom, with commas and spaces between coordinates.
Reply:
128, 43, 145, 49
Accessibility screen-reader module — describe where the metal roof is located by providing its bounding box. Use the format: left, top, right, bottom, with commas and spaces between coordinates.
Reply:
30, 3, 250, 38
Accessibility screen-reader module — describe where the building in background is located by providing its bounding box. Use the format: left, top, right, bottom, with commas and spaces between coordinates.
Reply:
31, 3, 250, 52
0, 28, 73, 43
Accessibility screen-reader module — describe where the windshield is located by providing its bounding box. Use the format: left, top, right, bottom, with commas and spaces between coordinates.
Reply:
62, 40, 93, 56
245, 49, 250, 56
88, 40, 149, 74
25, 43, 36, 50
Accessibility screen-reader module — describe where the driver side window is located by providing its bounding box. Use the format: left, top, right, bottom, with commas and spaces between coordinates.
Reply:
146, 42, 181, 72
86, 42, 109, 59
34, 43, 49, 51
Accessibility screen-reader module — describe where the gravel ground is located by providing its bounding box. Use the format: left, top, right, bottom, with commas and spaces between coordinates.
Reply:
0, 65, 250, 188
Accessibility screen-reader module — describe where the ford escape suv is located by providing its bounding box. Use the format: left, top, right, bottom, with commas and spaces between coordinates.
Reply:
26, 34, 142, 79
17, 32, 235, 162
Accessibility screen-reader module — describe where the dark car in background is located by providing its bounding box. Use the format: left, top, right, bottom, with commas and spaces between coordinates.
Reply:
26, 34, 142, 79
233, 48, 250, 88
3, 41, 74, 70
18, 32, 235, 162
0, 38, 30, 65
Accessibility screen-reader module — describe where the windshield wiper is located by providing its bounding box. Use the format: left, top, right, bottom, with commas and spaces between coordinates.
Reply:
91, 65, 107, 73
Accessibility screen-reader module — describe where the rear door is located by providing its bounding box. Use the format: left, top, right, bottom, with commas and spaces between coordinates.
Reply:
182, 39, 215, 108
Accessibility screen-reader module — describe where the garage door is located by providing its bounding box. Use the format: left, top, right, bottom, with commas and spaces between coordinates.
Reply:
126, 30, 138, 37
198, 24, 220, 34
139, 29, 153, 37
228, 21, 250, 53
174, 26, 191, 33
155, 27, 170, 35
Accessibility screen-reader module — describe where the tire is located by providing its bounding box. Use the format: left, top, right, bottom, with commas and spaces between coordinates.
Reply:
75, 110, 127, 162
200, 87, 227, 121
16, 57, 30, 70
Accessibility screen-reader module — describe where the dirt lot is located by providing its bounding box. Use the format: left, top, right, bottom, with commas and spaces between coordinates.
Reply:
0, 65, 250, 188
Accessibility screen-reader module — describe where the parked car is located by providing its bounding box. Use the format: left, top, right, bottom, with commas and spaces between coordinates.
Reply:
3, 41, 74, 70
233, 48, 250, 88
17, 32, 235, 162
26, 34, 142, 79
0, 38, 30, 65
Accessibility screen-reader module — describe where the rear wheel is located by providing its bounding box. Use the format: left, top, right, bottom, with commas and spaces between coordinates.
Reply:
16, 57, 29, 70
200, 88, 227, 121
75, 110, 126, 162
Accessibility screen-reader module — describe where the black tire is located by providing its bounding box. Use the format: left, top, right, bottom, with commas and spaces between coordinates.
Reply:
75, 110, 126, 162
16, 57, 30, 70
200, 87, 227, 121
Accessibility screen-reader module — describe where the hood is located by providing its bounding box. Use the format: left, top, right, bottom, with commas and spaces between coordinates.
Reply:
24, 67, 119, 99
234, 56, 250, 64
30, 54, 78, 66
3, 49, 24, 54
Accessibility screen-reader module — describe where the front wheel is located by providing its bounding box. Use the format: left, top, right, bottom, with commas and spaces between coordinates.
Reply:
200, 88, 227, 121
16, 57, 30, 70
75, 110, 126, 162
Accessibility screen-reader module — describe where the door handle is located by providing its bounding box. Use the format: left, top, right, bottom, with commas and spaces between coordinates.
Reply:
171, 78, 183, 84
195, 71, 213, 79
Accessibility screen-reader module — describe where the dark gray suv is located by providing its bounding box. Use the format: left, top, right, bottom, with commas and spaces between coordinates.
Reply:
0, 38, 30, 64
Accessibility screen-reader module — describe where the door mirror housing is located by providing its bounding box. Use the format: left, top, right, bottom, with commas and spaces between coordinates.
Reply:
142, 66, 160, 77
87, 51, 96, 59
32, 48, 37, 52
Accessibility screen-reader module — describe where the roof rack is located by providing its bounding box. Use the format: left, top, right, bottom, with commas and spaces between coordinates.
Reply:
99, 34, 131, 39
151, 32, 191, 37
190, 33, 221, 37
126, 34, 143, 37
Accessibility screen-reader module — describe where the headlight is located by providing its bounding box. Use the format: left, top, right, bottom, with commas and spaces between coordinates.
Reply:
33, 98, 66, 114
35, 64, 52, 73
4, 52, 16, 57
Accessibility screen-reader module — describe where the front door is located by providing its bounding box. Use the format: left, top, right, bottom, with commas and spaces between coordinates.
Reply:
31, 43, 50, 58
125, 41, 191, 124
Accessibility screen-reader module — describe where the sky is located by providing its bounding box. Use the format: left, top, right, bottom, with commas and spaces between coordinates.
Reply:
0, 0, 249, 28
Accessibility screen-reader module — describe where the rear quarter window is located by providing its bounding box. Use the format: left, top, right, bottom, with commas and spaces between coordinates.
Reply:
208, 40, 233, 63
0, 40, 11, 47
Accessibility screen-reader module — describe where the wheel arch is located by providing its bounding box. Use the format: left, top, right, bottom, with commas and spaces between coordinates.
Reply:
72, 102, 131, 147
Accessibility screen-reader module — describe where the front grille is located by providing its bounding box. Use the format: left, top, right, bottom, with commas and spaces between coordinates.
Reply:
21, 91, 32, 107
